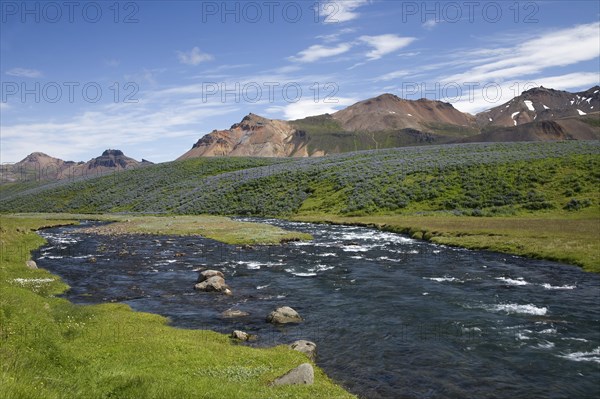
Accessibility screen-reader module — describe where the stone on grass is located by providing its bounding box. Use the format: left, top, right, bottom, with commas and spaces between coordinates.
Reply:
231, 330, 256, 341
267, 306, 302, 324
25, 260, 37, 269
271, 363, 314, 386
290, 340, 317, 361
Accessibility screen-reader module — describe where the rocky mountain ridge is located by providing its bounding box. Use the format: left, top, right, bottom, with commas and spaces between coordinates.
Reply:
1, 149, 151, 183
179, 85, 599, 158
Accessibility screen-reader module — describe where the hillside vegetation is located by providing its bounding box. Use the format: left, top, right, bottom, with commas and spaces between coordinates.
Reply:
2, 141, 598, 217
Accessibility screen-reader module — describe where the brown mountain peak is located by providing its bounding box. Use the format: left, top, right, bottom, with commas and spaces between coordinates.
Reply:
235, 113, 271, 129
101, 149, 125, 157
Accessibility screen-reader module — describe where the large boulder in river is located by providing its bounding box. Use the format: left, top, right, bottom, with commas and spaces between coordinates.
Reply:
197, 270, 224, 283
271, 363, 314, 386
290, 340, 317, 361
267, 306, 302, 324
194, 276, 232, 295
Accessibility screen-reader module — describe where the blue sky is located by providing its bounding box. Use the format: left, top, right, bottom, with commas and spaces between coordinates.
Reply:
1, 0, 599, 163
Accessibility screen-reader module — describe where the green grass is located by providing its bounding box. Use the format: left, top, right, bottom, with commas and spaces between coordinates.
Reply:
0, 215, 354, 398
75, 214, 312, 245
293, 210, 600, 272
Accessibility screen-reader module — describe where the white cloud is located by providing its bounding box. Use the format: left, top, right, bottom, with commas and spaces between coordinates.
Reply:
5, 68, 42, 78
0, 93, 239, 162
441, 22, 600, 84
267, 97, 358, 120
375, 70, 412, 82
448, 72, 600, 114
177, 47, 214, 66
273, 65, 302, 74
397, 51, 421, 57
359, 34, 416, 60
316, 28, 356, 43
124, 68, 164, 86
422, 19, 438, 30
527, 72, 600, 92
319, 0, 369, 24
289, 43, 352, 63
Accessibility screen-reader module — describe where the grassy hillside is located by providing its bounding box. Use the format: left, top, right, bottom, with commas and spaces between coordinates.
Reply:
0, 157, 289, 213
2, 141, 598, 217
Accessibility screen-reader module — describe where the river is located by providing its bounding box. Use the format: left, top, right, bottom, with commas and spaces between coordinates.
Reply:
35, 219, 600, 399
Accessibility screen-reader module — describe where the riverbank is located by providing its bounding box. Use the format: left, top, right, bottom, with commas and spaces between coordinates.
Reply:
7, 213, 312, 245
293, 211, 600, 273
0, 215, 353, 399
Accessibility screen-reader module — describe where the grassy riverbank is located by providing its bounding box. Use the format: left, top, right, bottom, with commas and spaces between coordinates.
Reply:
294, 210, 600, 272
7, 213, 312, 245
0, 215, 353, 399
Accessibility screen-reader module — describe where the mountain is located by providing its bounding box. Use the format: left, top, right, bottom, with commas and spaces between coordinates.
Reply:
459, 117, 600, 143
1, 149, 152, 183
1, 152, 77, 183
476, 86, 599, 128
178, 94, 481, 159
178, 113, 308, 159
179, 86, 600, 159
82, 149, 151, 174
331, 93, 476, 132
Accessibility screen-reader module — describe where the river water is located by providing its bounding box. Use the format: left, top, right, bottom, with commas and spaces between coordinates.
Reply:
35, 219, 600, 399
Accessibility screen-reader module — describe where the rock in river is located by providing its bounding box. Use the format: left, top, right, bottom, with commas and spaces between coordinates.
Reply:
266, 306, 302, 324
194, 276, 232, 295
197, 269, 224, 283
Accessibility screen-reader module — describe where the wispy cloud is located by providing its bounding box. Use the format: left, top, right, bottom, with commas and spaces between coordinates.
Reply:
289, 43, 352, 63
0, 99, 239, 162
422, 19, 438, 30
266, 97, 358, 120
316, 28, 356, 43
320, 0, 370, 24
359, 34, 416, 60
176, 47, 214, 66
441, 22, 600, 84
124, 68, 164, 87
5, 68, 42, 78
448, 72, 600, 114
375, 70, 412, 82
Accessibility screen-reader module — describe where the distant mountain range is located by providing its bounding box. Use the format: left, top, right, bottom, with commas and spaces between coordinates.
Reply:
179, 85, 599, 158
1, 150, 152, 183
3, 85, 599, 183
